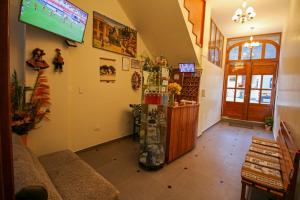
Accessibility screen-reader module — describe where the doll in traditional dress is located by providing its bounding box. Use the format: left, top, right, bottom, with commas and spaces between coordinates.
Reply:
53, 48, 64, 72
26, 48, 49, 71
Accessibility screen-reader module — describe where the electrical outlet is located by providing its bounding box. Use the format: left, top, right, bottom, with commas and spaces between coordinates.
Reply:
93, 127, 101, 132
201, 89, 206, 97
78, 87, 84, 94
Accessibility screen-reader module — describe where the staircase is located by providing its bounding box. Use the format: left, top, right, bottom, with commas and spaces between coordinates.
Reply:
183, 0, 206, 47
118, 0, 206, 66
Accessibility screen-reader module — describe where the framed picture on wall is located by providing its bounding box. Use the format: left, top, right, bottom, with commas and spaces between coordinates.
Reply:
93, 11, 137, 58
122, 57, 130, 71
131, 59, 140, 69
99, 57, 116, 83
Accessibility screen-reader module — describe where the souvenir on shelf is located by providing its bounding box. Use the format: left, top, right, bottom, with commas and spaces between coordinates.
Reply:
139, 56, 171, 170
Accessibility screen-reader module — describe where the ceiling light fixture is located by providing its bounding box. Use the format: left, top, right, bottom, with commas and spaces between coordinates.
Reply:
244, 27, 260, 48
232, 0, 256, 24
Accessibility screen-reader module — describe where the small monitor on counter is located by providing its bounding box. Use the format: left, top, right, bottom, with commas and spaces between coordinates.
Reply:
179, 63, 195, 73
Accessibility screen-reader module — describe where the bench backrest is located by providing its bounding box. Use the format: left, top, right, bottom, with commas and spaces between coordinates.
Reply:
277, 121, 300, 191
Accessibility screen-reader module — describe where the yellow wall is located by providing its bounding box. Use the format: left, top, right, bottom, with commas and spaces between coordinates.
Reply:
273, 0, 300, 197
24, 0, 150, 155
15, 0, 224, 154
10, 0, 25, 81
198, 2, 225, 134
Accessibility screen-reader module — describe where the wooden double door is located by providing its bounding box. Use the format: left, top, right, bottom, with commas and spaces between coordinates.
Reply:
222, 61, 278, 122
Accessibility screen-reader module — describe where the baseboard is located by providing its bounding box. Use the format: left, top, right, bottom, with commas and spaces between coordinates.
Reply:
221, 117, 264, 128
75, 134, 132, 153
197, 119, 222, 138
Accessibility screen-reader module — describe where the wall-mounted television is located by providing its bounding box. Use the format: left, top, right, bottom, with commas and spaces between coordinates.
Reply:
179, 63, 195, 73
19, 0, 88, 43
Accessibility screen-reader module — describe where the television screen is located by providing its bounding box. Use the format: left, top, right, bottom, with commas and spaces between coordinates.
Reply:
20, 0, 88, 43
179, 63, 195, 73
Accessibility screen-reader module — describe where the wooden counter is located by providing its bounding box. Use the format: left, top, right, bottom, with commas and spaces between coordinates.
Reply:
166, 104, 199, 163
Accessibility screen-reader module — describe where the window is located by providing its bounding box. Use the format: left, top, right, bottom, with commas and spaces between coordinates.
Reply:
208, 19, 224, 67
251, 43, 262, 59
265, 43, 277, 59
227, 34, 280, 62
229, 46, 239, 61
226, 75, 246, 103
241, 45, 251, 60
250, 74, 273, 104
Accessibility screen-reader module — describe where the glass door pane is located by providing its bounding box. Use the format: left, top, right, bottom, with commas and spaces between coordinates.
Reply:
237, 75, 246, 88
226, 89, 235, 102
250, 90, 260, 104
235, 89, 245, 102
261, 90, 272, 104
262, 75, 273, 89
251, 75, 261, 89
227, 75, 236, 88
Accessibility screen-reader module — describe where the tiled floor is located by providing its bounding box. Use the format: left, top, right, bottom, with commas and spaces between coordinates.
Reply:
78, 122, 275, 200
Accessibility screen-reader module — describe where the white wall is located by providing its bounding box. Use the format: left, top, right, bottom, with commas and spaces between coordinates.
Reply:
13, 0, 224, 154
23, 0, 150, 155
273, 0, 300, 197
198, 2, 225, 135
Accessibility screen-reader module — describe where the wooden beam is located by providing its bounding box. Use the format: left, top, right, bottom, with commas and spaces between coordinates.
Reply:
0, 0, 15, 199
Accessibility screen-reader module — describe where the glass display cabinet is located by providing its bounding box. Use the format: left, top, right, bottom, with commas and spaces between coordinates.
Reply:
139, 57, 170, 170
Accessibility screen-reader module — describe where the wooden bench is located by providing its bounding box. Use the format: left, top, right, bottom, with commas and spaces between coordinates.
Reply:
241, 121, 300, 200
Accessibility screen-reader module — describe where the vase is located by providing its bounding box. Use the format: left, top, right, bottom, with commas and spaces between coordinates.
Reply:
20, 134, 28, 146
169, 93, 175, 107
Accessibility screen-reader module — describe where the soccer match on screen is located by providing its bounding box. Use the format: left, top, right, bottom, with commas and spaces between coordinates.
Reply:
20, 0, 88, 42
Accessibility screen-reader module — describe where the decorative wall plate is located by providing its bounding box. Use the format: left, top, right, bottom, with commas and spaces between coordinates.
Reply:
131, 72, 141, 90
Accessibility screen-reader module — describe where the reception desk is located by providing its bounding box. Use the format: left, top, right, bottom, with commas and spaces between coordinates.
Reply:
166, 104, 199, 163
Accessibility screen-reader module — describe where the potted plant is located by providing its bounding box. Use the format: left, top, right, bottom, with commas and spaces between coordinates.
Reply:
264, 116, 273, 131
11, 70, 50, 145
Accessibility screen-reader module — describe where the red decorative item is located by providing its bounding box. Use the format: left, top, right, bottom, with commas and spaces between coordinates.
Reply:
26, 48, 49, 71
53, 48, 64, 72
11, 70, 50, 136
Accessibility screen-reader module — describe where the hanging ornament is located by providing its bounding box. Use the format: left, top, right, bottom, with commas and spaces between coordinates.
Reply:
131, 71, 141, 90
53, 48, 64, 72
26, 48, 49, 71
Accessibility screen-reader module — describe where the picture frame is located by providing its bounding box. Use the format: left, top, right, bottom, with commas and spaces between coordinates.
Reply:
122, 57, 130, 71
99, 57, 116, 83
93, 11, 137, 57
131, 59, 141, 69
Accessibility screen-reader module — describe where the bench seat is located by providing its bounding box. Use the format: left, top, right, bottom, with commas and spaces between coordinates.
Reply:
240, 122, 300, 200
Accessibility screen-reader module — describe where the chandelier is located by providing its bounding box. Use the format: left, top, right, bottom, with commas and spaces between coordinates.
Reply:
244, 27, 260, 48
232, 1, 256, 24
244, 36, 260, 48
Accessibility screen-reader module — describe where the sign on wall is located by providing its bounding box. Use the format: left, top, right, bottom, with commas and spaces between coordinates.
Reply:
93, 11, 137, 58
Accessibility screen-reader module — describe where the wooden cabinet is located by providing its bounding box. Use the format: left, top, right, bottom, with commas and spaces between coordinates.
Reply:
166, 104, 199, 163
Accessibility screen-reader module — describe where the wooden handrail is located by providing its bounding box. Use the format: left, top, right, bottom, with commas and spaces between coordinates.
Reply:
183, 0, 206, 47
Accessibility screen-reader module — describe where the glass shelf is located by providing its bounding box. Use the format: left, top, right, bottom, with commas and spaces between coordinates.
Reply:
139, 63, 170, 170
